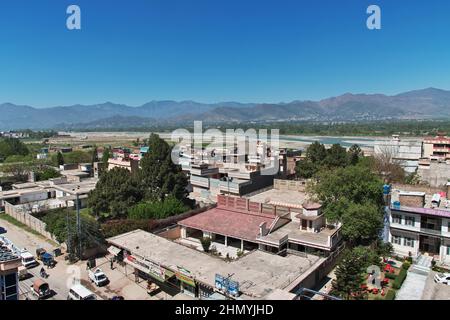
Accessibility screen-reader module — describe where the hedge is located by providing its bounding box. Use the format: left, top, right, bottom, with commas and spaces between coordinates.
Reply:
384, 289, 396, 300
384, 272, 397, 280
392, 268, 407, 289
401, 262, 411, 270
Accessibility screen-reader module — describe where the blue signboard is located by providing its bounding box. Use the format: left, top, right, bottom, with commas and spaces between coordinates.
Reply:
215, 274, 224, 290
215, 274, 239, 297
227, 280, 239, 297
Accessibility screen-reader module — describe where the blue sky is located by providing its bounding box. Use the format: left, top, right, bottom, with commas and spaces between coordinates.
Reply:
0, 0, 449, 107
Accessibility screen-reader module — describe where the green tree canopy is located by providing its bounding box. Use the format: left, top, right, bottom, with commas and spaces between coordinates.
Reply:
332, 248, 366, 300
0, 138, 29, 160
88, 167, 143, 220
139, 133, 188, 201
128, 196, 188, 220
56, 152, 64, 166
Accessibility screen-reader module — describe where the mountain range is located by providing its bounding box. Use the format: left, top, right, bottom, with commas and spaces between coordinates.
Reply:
1, 88, 450, 130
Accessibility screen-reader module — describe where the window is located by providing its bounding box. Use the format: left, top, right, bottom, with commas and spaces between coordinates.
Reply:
447, 246, 450, 256
405, 216, 415, 226
392, 214, 402, 224
404, 237, 415, 247
392, 235, 402, 245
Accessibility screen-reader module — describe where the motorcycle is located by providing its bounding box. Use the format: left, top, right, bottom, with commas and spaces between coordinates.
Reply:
40, 268, 49, 279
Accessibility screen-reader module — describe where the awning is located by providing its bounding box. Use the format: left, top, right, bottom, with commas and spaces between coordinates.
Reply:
108, 246, 122, 256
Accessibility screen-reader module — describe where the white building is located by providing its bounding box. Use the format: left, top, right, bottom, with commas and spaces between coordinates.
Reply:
374, 135, 423, 173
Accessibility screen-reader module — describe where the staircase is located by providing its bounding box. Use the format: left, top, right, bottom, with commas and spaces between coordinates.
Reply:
410, 254, 433, 276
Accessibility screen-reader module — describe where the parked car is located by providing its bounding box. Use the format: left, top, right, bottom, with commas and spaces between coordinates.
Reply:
0, 226, 6, 234
36, 248, 47, 260
111, 295, 124, 300
31, 279, 52, 300
434, 273, 450, 285
67, 284, 97, 300
20, 250, 38, 268
88, 268, 109, 287
41, 252, 56, 268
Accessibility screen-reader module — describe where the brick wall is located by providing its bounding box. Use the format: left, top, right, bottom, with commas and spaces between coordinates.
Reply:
398, 194, 425, 208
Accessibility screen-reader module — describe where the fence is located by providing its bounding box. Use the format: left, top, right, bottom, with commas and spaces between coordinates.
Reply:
3, 201, 59, 243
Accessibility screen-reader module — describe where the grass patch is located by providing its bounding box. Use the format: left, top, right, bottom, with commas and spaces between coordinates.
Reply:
0, 213, 58, 246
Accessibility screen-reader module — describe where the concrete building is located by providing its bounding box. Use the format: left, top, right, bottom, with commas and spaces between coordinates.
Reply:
0, 237, 21, 300
0, 177, 97, 212
374, 135, 423, 173
423, 134, 450, 160
184, 142, 288, 204
388, 189, 450, 266
178, 183, 343, 258
107, 229, 329, 300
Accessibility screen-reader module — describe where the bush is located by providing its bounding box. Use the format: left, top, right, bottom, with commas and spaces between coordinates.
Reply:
128, 197, 189, 220
392, 268, 407, 289
200, 237, 211, 252
384, 289, 396, 300
36, 167, 61, 181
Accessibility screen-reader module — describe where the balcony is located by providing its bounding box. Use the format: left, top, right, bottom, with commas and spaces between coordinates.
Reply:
190, 175, 209, 188
420, 227, 442, 237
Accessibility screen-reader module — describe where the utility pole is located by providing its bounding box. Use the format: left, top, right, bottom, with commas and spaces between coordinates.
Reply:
76, 190, 82, 260
66, 209, 71, 258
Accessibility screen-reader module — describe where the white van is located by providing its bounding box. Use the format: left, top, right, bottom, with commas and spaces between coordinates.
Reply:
67, 284, 97, 300
21, 251, 38, 268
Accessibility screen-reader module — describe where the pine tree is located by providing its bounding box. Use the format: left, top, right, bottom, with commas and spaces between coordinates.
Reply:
332, 249, 366, 300
56, 151, 64, 166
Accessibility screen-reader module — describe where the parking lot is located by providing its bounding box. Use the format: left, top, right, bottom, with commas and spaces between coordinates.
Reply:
421, 271, 450, 300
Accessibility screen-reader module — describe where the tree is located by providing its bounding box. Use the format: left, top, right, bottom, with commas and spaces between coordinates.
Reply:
372, 146, 405, 183
88, 167, 143, 219
36, 167, 61, 181
200, 237, 212, 253
324, 144, 348, 168
42, 208, 104, 257
139, 133, 188, 201
0, 162, 32, 182
102, 147, 111, 167
56, 152, 64, 166
308, 165, 384, 246
0, 138, 29, 161
128, 196, 188, 220
348, 144, 363, 165
306, 141, 327, 164
332, 248, 366, 300
340, 201, 383, 245
295, 159, 318, 179
310, 165, 384, 210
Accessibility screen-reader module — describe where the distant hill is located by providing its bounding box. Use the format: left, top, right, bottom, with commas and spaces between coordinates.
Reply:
2, 88, 450, 130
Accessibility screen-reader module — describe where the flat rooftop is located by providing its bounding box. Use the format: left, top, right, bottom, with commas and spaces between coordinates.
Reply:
245, 188, 307, 209
108, 229, 323, 299
258, 222, 337, 250
178, 208, 275, 242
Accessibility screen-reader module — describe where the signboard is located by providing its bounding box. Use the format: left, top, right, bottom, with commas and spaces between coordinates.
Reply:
215, 274, 225, 290
126, 255, 166, 282
215, 274, 240, 297
176, 266, 196, 287
227, 280, 239, 297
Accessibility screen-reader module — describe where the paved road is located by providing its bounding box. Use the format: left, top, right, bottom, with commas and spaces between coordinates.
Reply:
0, 218, 71, 300
422, 271, 450, 300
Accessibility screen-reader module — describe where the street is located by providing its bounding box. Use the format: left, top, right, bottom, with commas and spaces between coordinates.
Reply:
0, 217, 72, 300
0, 216, 170, 300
